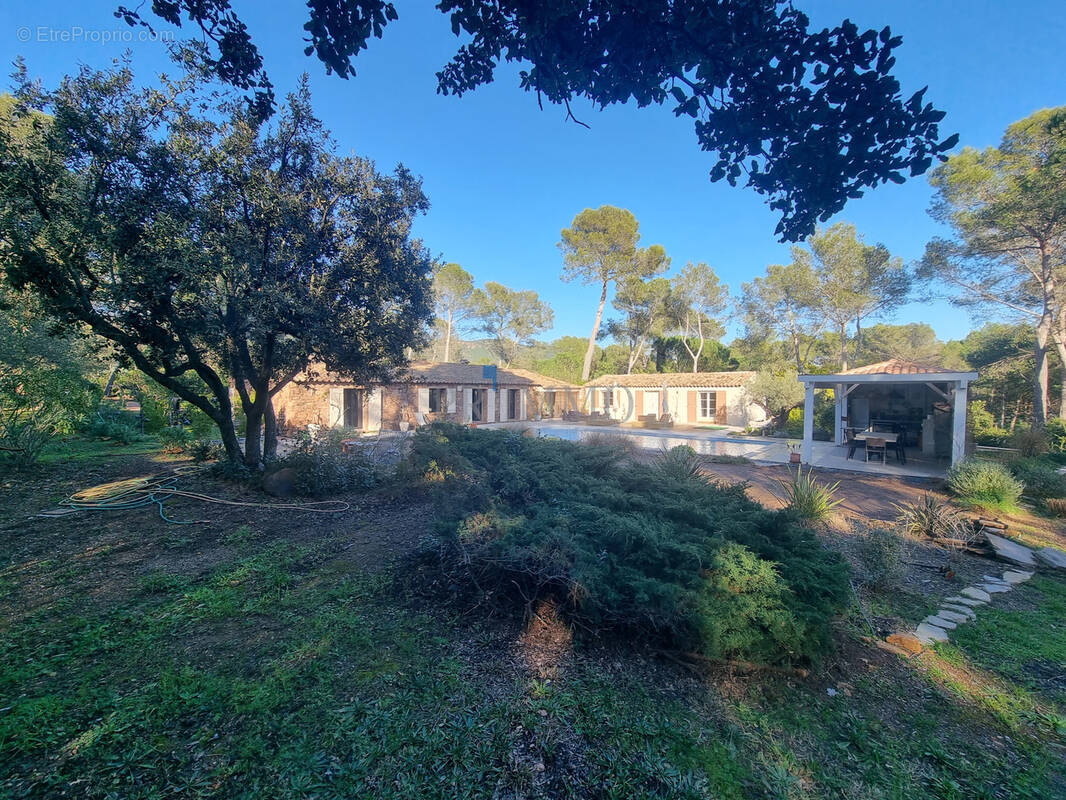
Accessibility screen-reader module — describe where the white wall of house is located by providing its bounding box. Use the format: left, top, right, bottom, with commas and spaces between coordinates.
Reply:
366, 388, 382, 431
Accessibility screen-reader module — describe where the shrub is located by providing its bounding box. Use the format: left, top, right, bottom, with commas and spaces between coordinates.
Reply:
409, 423, 850, 665
277, 438, 378, 497
778, 465, 842, 523
895, 494, 976, 547
0, 413, 57, 468
655, 444, 704, 482
1009, 426, 1048, 457
969, 400, 1009, 447
856, 524, 906, 587
157, 426, 193, 454
84, 414, 144, 444
1045, 419, 1066, 453
1007, 456, 1066, 501
187, 439, 224, 463
947, 458, 1023, 511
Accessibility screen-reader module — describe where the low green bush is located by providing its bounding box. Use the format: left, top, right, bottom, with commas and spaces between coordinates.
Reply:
947, 458, 1024, 511
84, 413, 144, 444
157, 426, 193, 454
895, 494, 975, 546
409, 423, 850, 665
277, 438, 379, 497
1007, 456, 1066, 501
1045, 419, 1066, 453
856, 524, 905, 587
187, 439, 224, 463
655, 444, 703, 482
778, 465, 842, 523
1009, 427, 1048, 457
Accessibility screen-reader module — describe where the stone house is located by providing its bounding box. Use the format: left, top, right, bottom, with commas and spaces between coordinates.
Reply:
273, 362, 558, 433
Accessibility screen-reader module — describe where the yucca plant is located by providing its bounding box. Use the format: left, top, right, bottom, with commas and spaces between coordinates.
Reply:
778, 465, 842, 523
895, 494, 977, 548
655, 444, 705, 482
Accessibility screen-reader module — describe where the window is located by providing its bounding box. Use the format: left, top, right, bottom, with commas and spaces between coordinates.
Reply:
471, 389, 485, 422
603, 389, 613, 409
698, 391, 717, 420
428, 387, 446, 413
507, 388, 519, 420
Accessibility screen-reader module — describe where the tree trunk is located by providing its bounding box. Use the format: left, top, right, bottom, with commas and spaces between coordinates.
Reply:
1034, 310, 1051, 427
443, 312, 453, 362
839, 323, 849, 372
581, 280, 609, 382
792, 331, 802, 372
263, 398, 278, 461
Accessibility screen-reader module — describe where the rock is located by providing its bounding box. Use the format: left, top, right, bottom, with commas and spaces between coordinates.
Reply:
936, 608, 973, 624
940, 604, 977, 620
914, 623, 950, 644
886, 633, 924, 654
984, 532, 1036, 568
945, 595, 985, 607
1001, 570, 1034, 584
980, 583, 1010, 594
982, 575, 1010, 586
961, 587, 992, 602
262, 467, 299, 498
924, 615, 958, 630
1036, 547, 1066, 570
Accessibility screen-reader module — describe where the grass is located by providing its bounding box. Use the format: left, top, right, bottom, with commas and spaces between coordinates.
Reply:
2, 455, 1065, 798
37, 435, 165, 464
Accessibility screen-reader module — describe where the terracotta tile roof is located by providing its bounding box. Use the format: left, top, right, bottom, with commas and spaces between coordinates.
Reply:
841, 359, 955, 375
501, 367, 578, 388
303, 361, 563, 387
585, 371, 756, 388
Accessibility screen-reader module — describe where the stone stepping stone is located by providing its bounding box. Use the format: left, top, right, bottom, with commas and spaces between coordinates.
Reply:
938, 607, 975, 622
1036, 547, 1066, 570
1001, 570, 1034, 585
982, 575, 1010, 586
984, 532, 1036, 567
915, 622, 950, 644
924, 615, 958, 630
981, 582, 1010, 594
961, 587, 992, 602
945, 595, 985, 607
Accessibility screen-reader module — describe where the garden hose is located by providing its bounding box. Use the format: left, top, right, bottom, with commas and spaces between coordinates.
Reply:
36, 468, 349, 524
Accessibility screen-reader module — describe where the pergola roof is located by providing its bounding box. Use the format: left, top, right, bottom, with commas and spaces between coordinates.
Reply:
800, 358, 977, 386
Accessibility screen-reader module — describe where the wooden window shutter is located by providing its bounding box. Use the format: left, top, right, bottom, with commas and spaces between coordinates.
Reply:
687, 390, 697, 422
715, 391, 727, 423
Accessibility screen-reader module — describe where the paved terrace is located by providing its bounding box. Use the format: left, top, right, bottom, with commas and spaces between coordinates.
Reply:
483, 421, 948, 479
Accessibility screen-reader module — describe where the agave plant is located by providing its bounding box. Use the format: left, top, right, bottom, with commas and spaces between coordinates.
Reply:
655, 444, 705, 482
895, 494, 978, 548
778, 465, 842, 523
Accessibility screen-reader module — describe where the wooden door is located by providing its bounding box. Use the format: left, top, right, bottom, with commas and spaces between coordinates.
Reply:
343, 388, 363, 429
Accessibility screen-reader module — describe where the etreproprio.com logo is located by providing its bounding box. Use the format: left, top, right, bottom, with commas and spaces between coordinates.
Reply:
16, 26, 175, 44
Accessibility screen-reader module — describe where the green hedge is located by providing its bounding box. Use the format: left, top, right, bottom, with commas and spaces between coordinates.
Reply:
410, 424, 849, 665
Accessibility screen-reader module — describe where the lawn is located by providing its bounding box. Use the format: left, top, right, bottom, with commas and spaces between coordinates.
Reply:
1, 446, 1064, 798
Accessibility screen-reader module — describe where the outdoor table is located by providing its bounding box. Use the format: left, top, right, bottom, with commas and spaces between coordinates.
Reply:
853, 430, 904, 464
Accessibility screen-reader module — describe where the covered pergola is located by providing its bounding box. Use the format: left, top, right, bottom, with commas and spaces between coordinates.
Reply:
798, 360, 979, 468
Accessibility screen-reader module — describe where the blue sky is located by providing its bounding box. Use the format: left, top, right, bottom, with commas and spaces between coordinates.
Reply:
3, 1, 1064, 344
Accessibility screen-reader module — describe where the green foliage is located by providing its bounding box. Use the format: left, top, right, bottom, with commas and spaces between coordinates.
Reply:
1, 63, 434, 469
947, 459, 1024, 511
157, 426, 193, 454
410, 423, 849, 664
1008, 426, 1048, 457
187, 439, 224, 463
969, 400, 1009, 446
1007, 457, 1066, 501
747, 370, 804, 425
693, 543, 806, 662
277, 438, 379, 497
1045, 418, 1066, 453
83, 413, 144, 445
895, 495, 974, 545
471, 281, 554, 366
654, 444, 703, 482
856, 524, 905, 587
777, 465, 842, 523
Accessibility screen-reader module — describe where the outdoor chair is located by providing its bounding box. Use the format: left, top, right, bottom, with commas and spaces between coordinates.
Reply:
865, 437, 887, 464
845, 428, 865, 460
